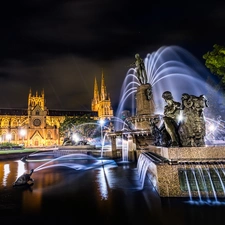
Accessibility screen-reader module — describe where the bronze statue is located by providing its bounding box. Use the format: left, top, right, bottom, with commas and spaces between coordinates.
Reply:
178, 93, 195, 146
179, 93, 208, 147
149, 90, 208, 148
145, 86, 152, 100
133, 54, 148, 84
13, 169, 34, 186
161, 91, 182, 147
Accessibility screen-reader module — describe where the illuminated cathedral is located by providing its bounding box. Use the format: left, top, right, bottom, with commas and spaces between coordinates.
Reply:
0, 72, 113, 147
0, 89, 96, 147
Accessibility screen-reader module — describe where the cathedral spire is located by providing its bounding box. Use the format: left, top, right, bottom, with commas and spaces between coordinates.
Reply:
101, 69, 107, 101
91, 76, 100, 112
28, 88, 32, 107
93, 77, 99, 102
41, 88, 44, 96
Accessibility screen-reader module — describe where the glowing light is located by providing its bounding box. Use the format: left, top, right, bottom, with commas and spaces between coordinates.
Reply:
72, 133, 80, 142
208, 124, 216, 132
20, 129, 26, 145
3, 164, 10, 186
178, 113, 183, 122
99, 119, 105, 126
20, 129, 26, 137
6, 133, 11, 142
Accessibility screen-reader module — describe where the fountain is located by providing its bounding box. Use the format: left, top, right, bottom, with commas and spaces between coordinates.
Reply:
57, 120, 119, 159
107, 45, 225, 199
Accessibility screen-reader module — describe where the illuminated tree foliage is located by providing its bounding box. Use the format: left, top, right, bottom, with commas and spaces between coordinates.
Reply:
59, 115, 96, 138
203, 44, 225, 83
203, 44, 225, 118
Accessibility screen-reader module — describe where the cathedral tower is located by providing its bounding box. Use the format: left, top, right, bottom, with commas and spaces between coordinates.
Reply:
28, 88, 46, 114
91, 70, 113, 120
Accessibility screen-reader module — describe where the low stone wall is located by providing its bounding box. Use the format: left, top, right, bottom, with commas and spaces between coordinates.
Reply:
53, 149, 122, 158
149, 146, 225, 161
58, 145, 96, 150
0, 152, 30, 160
142, 146, 225, 198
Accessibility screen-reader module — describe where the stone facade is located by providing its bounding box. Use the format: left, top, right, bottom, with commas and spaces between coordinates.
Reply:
0, 89, 97, 147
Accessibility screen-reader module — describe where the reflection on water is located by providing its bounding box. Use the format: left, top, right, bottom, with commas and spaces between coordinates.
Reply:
0, 151, 225, 225
96, 166, 110, 200
3, 164, 10, 186
16, 160, 27, 179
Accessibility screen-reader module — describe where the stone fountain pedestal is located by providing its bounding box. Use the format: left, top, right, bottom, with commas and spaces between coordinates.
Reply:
136, 84, 155, 116
124, 83, 161, 149
131, 83, 158, 130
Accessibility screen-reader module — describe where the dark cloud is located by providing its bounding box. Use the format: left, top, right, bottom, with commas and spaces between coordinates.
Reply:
0, 0, 224, 111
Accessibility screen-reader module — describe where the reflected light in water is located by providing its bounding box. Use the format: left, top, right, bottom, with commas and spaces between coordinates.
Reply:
97, 167, 109, 200
3, 164, 10, 186
16, 160, 26, 179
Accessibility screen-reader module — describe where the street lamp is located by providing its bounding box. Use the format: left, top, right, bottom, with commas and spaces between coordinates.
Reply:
20, 129, 26, 146
72, 133, 79, 145
99, 119, 105, 146
6, 133, 11, 143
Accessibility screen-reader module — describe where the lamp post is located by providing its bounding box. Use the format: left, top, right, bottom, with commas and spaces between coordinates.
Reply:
72, 133, 79, 145
99, 119, 105, 146
6, 133, 11, 143
20, 129, 26, 146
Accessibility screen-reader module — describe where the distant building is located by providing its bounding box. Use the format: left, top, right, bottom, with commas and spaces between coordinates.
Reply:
0, 89, 97, 147
91, 70, 114, 120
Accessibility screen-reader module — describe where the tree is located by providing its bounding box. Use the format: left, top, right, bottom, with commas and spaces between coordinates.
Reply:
59, 115, 97, 141
203, 44, 225, 83
203, 44, 225, 118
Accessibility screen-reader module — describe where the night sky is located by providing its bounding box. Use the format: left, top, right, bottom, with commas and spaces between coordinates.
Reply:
0, 0, 224, 111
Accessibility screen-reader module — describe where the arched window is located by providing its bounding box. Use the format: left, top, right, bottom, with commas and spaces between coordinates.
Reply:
12, 120, 17, 127
3, 120, 9, 128
2, 132, 6, 142
11, 132, 15, 141
47, 131, 51, 139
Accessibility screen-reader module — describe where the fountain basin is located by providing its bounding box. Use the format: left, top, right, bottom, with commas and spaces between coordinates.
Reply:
149, 146, 225, 161
137, 146, 225, 198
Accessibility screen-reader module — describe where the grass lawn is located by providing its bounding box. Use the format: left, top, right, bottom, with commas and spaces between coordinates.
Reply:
0, 148, 41, 154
